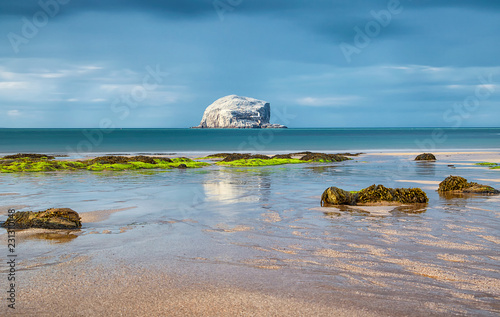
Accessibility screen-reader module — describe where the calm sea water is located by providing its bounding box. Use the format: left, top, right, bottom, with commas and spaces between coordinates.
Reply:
0, 128, 499, 154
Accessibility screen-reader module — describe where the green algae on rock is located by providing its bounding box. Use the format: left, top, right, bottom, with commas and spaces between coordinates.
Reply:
475, 162, 500, 169
209, 152, 351, 166
321, 184, 429, 207
0, 156, 208, 173
217, 158, 305, 167
1, 208, 82, 229
438, 175, 499, 194
415, 153, 436, 161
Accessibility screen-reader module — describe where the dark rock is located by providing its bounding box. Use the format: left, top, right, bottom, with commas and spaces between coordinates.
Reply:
321, 187, 356, 206
337, 153, 364, 157
155, 157, 173, 163
1, 208, 82, 229
357, 185, 429, 204
272, 154, 293, 159
221, 153, 252, 162
438, 176, 499, 194
90, 155, 158, 164
415, 153, 436, 161
321, 184, 429, 207
206, 153, 233, 158
299, 152, 350, 162
2, 153, 55, 160
177, 164, 188, 169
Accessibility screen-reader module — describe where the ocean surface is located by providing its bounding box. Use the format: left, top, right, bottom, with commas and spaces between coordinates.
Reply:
0, 128, 499, 154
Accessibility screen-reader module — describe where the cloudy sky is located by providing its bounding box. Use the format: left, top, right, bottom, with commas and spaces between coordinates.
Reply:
1, 0, 499, 128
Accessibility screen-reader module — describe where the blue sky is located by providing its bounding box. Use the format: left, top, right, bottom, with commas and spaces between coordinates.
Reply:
0, 0, 499, 128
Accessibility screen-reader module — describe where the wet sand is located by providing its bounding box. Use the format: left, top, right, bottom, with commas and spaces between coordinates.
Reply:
1, 151, 499, 316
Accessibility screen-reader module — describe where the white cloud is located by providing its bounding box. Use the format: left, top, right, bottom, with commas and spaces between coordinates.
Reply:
296, 96, 360, 107
7, 110, 20, 117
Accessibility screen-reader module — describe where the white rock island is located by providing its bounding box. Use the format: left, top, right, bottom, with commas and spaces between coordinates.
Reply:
193, 95, 287, 128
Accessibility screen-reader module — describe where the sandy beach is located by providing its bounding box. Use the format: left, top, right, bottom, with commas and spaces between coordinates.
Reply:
1, 151, 499, 316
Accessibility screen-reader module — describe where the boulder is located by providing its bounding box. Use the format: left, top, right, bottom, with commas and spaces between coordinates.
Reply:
438, 175, 499, 194
1, 208, 82, 229
194, 95, 287, 129
321, 187, 356, 206
415, 153, 436, 161
321, 184, 429, 207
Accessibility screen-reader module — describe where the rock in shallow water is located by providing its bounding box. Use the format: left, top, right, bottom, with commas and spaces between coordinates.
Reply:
194, 95, 287, 129
1, 208, 82, 229
438, 175, 499, 194
321, 184, 429, 207
415, 153, 436, 161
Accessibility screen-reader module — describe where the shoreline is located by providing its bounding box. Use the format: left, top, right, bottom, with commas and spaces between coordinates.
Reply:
1, 151, 499, 316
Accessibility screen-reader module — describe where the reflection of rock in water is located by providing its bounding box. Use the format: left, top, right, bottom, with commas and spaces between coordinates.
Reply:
203, 170, 272, 204
415, 161, 436, 176
15, 230, 79, 244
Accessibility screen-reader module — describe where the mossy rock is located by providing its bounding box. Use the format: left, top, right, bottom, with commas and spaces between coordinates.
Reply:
415, 153, 436, 161
2, 153, 55, 160
1, 208, 82, 229
299, 152, 350, 162
321, 187, 356, 206
90, 155, 158, 165
357, 185, 429, 204
321, 184, 429, 206
272, 154, 293, 159
438, 175, 499, 194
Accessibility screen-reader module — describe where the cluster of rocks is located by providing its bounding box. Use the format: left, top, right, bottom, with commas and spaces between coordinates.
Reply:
89, 155, 171, 164
321, 185, 429, 207
206, 152, 351, 162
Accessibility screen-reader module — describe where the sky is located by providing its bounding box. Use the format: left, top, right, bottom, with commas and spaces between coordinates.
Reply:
0, 0, 499, 128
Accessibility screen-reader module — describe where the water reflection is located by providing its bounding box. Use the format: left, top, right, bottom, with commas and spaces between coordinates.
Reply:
7, 229, 79, 244
203, 169, 272, 204
415, 161, 436, 176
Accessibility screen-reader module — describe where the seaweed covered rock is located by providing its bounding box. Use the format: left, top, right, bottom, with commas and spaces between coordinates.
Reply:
415, 153, 436, 161
298, 152, 350, 162
321, 184, 428, 206
220, 153, 272, 162
357, 185, 429, 204
1, 208, 82, 229
272, 154, 292, 159
438, 176, 499, 194
90, 155, 158, 164
321, 187, 356, 206
2, 153, 55, 160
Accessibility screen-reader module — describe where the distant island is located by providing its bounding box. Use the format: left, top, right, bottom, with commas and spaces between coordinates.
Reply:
192, 95, 287, 129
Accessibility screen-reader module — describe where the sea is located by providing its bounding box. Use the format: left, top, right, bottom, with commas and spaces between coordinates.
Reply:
1, 127, 499, 315
0, 127, 499, 155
